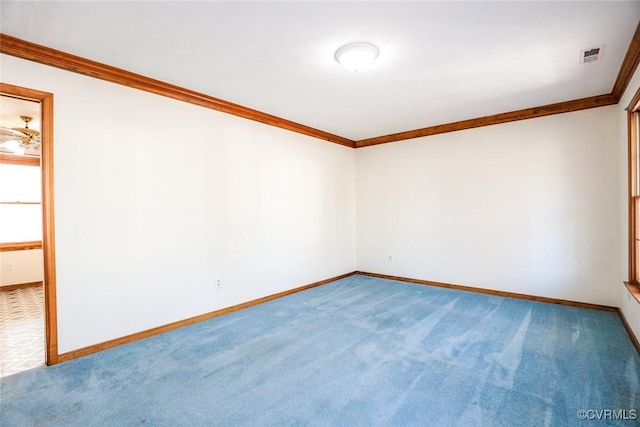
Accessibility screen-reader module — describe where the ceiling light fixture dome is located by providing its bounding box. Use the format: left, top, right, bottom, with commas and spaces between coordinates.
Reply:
335, 42, 379, 72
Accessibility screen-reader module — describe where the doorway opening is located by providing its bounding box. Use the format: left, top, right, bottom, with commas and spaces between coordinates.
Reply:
0, 83, 57, 376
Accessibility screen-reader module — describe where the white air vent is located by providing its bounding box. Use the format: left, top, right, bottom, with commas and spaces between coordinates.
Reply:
580, 45, 604, 64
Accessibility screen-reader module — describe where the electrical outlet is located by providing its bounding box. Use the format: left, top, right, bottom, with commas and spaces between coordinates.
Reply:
216, 279, 221, 289
7, 262, 15, 271
388, 255, 393, 263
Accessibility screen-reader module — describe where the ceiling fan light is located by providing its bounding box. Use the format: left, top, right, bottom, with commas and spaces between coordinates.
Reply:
335, 42, 379, 72
1, 139, 25, 155
1, 139, 20, 150
13, 116, 40, 136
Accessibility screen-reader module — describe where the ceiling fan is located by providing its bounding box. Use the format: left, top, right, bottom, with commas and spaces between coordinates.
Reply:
0, 116, 41, 155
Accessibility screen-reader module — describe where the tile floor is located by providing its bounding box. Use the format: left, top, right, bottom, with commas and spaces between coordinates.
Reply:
0, 285, 45, 377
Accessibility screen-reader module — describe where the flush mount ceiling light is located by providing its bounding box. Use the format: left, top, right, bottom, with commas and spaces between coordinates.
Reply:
335, 42, 379, 72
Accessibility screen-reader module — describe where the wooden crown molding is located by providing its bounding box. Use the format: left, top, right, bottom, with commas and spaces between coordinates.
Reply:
356, 94, 618, 147
2, 23, 639, 150
0, 34, 355, 148
358, 20, 640, 148
356, 18, 640, 148
613, 20, 640, 102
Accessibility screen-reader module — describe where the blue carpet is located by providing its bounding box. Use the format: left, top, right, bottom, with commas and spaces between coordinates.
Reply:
1, 275, 638, 426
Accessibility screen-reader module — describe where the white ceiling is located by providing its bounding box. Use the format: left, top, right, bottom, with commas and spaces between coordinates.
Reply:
0, 96, 40, 131
1, 1, 639, 141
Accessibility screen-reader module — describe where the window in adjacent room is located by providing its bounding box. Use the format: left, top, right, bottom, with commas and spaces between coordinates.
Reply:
0, 160, 42, 245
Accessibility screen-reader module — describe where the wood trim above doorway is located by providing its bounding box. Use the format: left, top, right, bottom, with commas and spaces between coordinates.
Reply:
0, 153, 40, 166
0, 241, 42, 252
0, 82, 58, 365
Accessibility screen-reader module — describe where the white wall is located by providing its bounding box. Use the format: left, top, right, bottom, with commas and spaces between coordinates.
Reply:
356, 106, 620, 306
0, 249, 44, 286
618, 65, 640, 340
3, 49, 634, 352
0, 55, 356, 354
